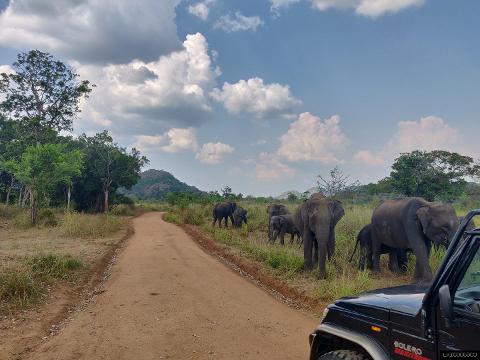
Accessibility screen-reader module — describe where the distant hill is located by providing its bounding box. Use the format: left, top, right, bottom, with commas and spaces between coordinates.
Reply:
122, 169, 205, 200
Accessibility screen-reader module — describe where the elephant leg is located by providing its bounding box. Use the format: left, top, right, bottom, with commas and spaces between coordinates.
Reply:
279, 229, 286, 246
290, 233, 294, 244
229, 215, 235, 228
388, 251, 401, 274
317, 239, 328, 279
327, 228, 335, 260
411, 242, 432, 283
312, 237, 319, 267
359, 246, 366, 270
397, 250, 408, 273
303, 229, 314, 271
271, 228, 279, 244
371, 232, 381, 273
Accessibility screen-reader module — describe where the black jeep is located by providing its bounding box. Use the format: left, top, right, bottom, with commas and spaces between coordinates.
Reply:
309, 210, 480, 360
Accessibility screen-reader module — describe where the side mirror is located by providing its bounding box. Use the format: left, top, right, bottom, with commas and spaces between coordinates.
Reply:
439, 284, 454, 328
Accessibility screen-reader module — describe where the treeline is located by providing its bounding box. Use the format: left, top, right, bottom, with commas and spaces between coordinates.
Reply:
0, 50, 147, 223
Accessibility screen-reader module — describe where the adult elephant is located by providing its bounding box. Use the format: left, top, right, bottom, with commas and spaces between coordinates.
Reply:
349, 224, 407, 272
371, 197, 459, 283
233, 207, 248, 228
212, 202, 237, 228
267, 204, 289, 239
294, 193, 345, 279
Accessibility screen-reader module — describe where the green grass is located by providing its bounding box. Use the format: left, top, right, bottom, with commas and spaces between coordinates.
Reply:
0, 254, 84, 314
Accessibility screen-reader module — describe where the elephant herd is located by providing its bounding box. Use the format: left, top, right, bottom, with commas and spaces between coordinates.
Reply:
213, 195, 474, 284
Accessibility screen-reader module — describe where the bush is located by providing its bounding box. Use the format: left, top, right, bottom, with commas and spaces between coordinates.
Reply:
111, 204, 136, 216
38, 208, 58, 227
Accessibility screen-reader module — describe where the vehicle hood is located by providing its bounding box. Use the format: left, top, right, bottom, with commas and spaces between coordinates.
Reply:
333, 284, 428, 320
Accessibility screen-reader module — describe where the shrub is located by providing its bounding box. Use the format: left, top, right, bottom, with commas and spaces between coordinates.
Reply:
111, 204, 136, 216
0, 266, 41, 306
38, 208, 58, 227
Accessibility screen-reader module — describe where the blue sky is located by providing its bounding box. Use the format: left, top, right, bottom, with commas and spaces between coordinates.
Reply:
0, 0, 479, 196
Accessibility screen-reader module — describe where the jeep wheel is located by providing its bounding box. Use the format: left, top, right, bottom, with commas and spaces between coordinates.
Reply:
317, 350, 366, 360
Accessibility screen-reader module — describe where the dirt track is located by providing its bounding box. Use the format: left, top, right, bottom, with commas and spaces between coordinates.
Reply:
25, 212, 317, 360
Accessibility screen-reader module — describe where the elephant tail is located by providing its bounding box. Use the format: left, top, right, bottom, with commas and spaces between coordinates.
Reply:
348, 235, 360, 263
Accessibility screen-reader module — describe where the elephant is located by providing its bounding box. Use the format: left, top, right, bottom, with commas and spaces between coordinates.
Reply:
293, 193, 345, 279
212, 202, 237, 228
269, 214, 301, 246
349, 224, 408, 272
266, 204, 289, 239
371, 197, 459, 283
233, 207, 248, 228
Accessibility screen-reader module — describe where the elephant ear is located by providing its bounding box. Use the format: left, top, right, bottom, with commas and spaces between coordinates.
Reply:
329, 200, 345, 226
416, 207, 430, 235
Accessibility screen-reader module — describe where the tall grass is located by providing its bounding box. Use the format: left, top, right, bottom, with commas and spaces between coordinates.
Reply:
0, 254, 84, 313
58, 212, 124, 238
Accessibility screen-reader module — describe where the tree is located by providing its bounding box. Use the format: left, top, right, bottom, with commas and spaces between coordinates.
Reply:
7, 143, 79, 223
57, 150, 84, 211
221, 186, 233, 199
390, 150, 476, 201
77, 131, 148, 212
287, 192, 298, 202
0, 50, 93, 142
317, 166, 359, 198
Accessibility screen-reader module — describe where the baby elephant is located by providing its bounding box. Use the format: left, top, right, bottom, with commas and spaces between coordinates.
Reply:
269, 214, 301, 246
233, 207, 248, 228
349, 224, 408, 272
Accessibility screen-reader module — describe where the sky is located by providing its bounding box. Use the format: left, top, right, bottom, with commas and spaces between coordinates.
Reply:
0, 0, 479, 196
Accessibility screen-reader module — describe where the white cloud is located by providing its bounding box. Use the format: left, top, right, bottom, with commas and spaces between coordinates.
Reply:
353, 150, 386, 166
277, 112, 349, 163
76, 33, 220, 132
133, 128, 198, 153
255, 153, 296, 182
0, 65, 15, 75
188, 0, 216, 21
271, 0, 425, 17
195, 142, 234, 164
211, 77, 300, 117
270, 0, 302, 13
354, 116, 462, 166
214, 11, 263, 32
0, 0, 181, 64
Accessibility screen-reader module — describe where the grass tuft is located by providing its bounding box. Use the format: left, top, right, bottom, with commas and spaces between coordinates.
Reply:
58, 212, 123, 238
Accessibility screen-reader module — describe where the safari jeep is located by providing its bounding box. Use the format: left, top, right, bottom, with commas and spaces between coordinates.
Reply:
309, 210, 480, 360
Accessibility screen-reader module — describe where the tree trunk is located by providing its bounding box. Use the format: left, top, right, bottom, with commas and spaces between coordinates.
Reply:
30, 190, 38, 225
5, 178, 13, 205
66, 185, 71, 212
104, 189, 109, 213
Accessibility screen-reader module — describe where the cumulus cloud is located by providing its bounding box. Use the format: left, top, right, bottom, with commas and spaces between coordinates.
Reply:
188, 0, 216, 21
277, 112, 349, 163
255, 152, 296, 182
0, 0, 181, 64
271, 0, 425, 17
0, 65, 15, 75
77, 33, 220, 133
133, 128, 198, 153
214, 11, 263, 32
195, 142, 235, 164
354, 116, 462, 166
211, 77, 301, 117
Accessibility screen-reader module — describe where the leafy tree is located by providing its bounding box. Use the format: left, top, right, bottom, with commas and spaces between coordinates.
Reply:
57, 150, 84, 211
390, 150, 476, 201
287, 192, 298, 202
7, 143, 80, 223
0, 50, 93, 142
77, 131, 148, 212
221, 186, 233, 199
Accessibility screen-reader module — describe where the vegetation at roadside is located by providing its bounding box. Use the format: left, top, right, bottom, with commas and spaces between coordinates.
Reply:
0, 254, 84, 314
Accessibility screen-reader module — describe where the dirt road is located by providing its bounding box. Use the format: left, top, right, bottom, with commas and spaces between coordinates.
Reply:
25, 212, 317, 360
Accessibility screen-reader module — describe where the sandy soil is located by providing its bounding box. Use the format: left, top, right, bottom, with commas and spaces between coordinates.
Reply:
23, 212, 318, 360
